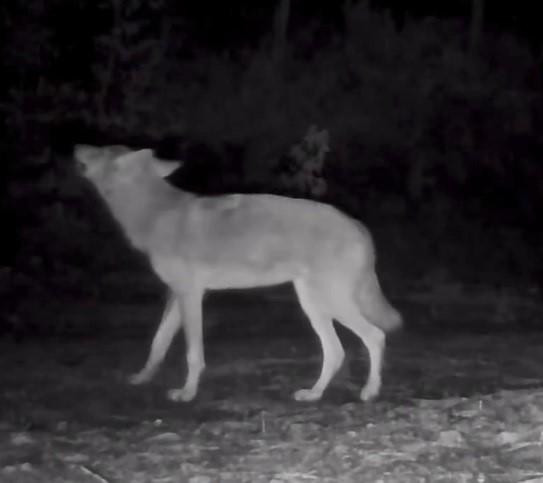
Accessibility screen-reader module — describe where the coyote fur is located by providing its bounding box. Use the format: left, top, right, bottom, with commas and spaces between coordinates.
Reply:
74, 144, 402, 402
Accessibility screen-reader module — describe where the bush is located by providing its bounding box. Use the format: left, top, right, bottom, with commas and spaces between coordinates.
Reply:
3, 0, 542, 304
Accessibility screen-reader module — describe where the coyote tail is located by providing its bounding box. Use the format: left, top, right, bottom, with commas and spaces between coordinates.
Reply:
358, 271, 403, 333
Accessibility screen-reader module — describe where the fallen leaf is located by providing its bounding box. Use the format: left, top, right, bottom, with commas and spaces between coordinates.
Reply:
496, 431, 521, 446
146, 432, 182, 443
437, 430, 465, 447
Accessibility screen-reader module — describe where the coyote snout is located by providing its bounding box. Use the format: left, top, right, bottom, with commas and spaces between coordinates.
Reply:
74, 144, 402, 403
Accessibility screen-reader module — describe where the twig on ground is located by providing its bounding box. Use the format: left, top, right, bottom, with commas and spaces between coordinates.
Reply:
78, 464, 110, 483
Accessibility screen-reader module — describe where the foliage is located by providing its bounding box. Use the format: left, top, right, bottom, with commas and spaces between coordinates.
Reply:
91, 0, 172, 133
6, 0, 539, 199
276, 125, 330, 198
2, 0, 542, 308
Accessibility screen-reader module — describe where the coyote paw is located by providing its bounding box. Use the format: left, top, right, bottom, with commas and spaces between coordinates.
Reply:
167, 387, 197, 403
293, 388, 323, 402
127, 370, 153, 385
360, 383, 380, 401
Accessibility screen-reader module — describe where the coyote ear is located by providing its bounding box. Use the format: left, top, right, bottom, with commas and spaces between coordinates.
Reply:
115, 148, 155, 167
151, 158, 182, 178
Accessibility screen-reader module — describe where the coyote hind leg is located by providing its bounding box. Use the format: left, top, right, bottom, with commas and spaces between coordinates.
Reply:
292, 279, 345, 402
329, 284, 385, 401
129, 291, 181, 385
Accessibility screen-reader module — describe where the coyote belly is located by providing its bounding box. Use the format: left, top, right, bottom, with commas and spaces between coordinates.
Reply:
74, 144, 402, 403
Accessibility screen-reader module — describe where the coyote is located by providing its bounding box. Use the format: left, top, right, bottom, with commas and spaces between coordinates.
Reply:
74, 144, 402, 402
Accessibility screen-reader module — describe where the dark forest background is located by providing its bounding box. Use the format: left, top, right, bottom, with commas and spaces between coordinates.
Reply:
1, 0, 542, 334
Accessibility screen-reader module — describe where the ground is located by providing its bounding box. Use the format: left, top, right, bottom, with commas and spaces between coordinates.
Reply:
1, 289, 543, 483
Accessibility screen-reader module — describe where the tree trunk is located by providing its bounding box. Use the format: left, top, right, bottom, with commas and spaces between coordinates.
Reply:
272, 0, 291, 71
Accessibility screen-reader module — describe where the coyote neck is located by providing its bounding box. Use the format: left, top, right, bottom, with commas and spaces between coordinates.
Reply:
105, 179, 192, 252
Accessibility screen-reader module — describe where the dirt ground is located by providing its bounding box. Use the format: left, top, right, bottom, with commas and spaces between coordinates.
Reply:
1, 295, 543, 483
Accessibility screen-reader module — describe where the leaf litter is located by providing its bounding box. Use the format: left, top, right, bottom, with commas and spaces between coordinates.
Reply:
1, 316, 543, 482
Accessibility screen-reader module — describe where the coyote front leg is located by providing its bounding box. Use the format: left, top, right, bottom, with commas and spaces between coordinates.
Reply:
167, 288, 205, 402
129, 292, 181, 385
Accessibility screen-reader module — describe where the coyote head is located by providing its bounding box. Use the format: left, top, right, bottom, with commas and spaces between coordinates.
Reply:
73, 145, 185, 251
74, 145, 181, 196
